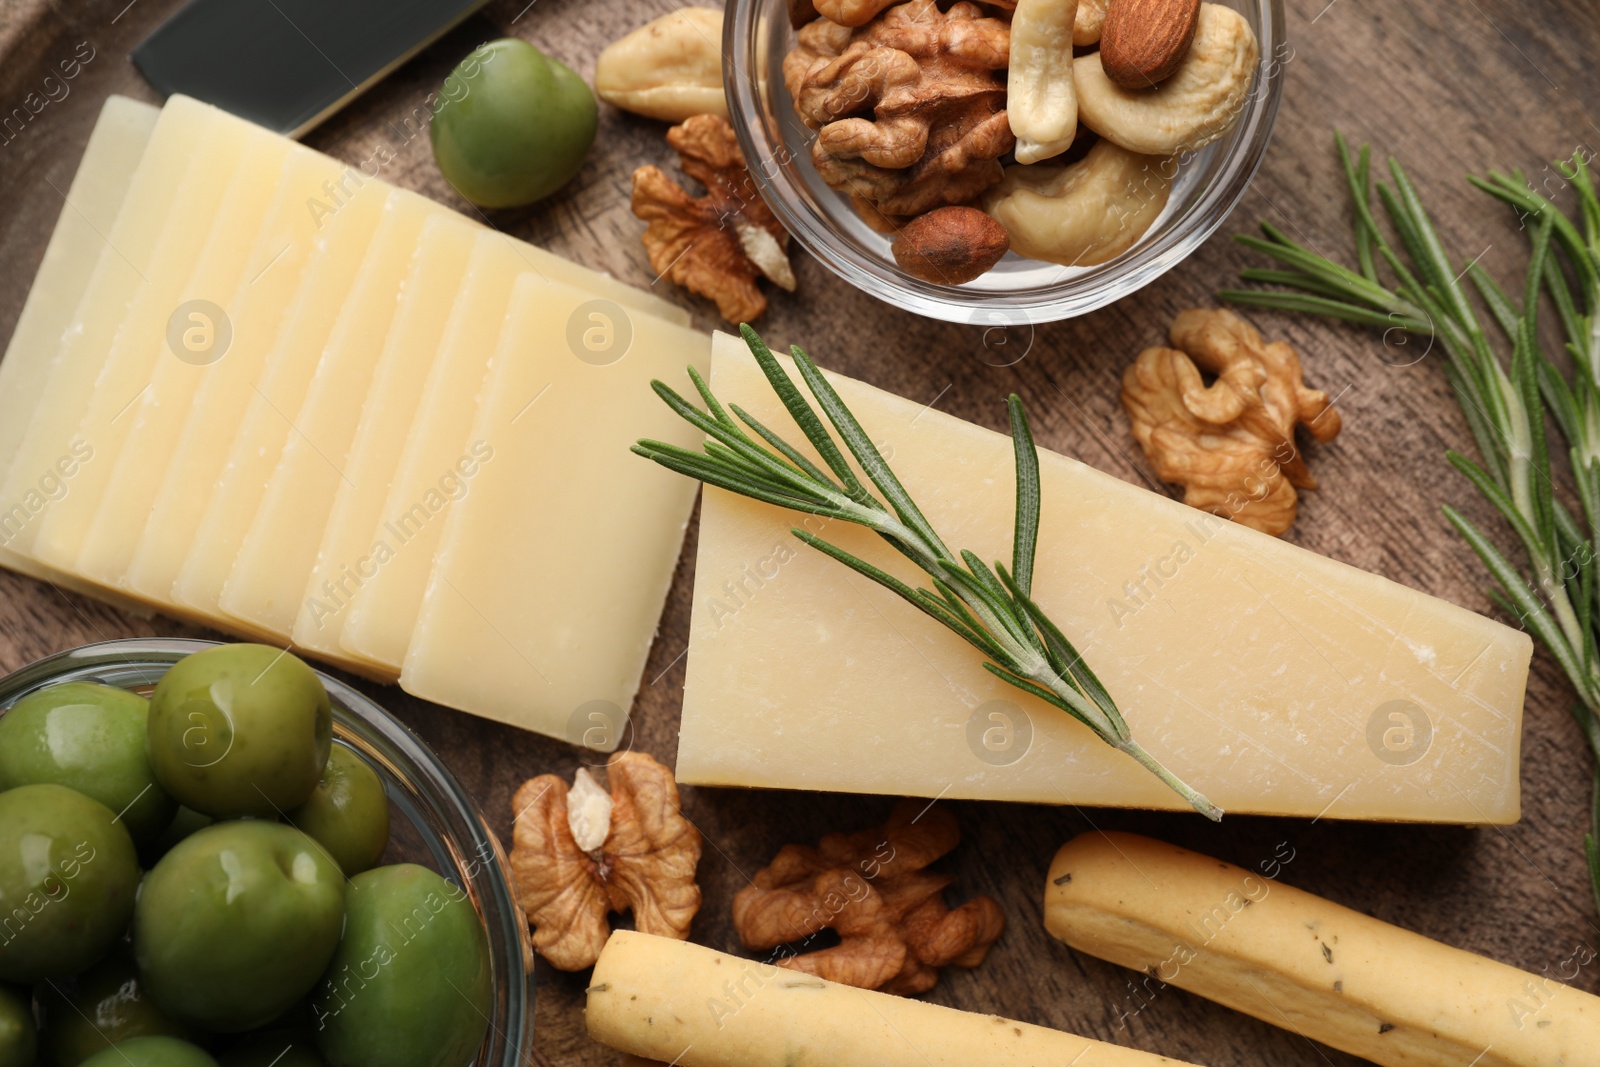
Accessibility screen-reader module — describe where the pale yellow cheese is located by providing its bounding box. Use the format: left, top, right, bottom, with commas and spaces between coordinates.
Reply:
675, 332, 1531, 823
170, 171, 390, 622
28, 108, 257, 572
289, 214, 476, 664
1045, 832, 1600, 1066
587, 930, 1207, 1067
335, 230, 526, 668
123, 145, 363, 606
338, 228, 695, 669
0, 96, 158, 609
220, 188, 451, 639
400, 273, 709, 741
72, 127, 288, 588
0, 96, 218, 563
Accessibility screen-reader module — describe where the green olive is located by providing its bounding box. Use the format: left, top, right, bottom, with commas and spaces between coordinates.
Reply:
37, 947, 195, 1067
0, 681, 177, 846
429, 38, 597, 208
146, 645, 332, 819
0, 983, 35, 1067
134, 822, 344, 1033
78, 1036, 216, 1067
0, 784, 141, 983
284, 746, 388, 876
312, 865, 490, 1067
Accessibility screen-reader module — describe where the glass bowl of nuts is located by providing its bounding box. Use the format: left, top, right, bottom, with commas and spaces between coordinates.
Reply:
0, 637, 533, 1067
725, 0, 1286, 324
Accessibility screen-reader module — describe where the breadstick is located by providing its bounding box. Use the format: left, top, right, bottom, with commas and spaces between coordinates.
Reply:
1044, 832, 1600, 1067
586, 930, 1206, 1067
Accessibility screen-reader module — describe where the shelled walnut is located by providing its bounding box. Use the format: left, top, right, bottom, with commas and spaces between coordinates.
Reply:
1122, 308, 1343, 536
732, 799, 1005, 995
783, 0, 1014, 218
631, 114, 796, 323
509, 751, 702, 971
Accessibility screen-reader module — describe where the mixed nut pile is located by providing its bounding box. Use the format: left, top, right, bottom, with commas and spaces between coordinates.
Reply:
591, 0, 1261, 313
784, 0, 1261, 283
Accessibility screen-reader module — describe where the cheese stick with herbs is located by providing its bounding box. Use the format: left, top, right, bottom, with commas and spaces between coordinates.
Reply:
587, 930, 1206, 1067
1044, 832, 1600, 1067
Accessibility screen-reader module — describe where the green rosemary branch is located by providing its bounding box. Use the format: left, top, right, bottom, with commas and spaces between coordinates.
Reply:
633, 324, 1222, 821
1221, 133, 1600, 922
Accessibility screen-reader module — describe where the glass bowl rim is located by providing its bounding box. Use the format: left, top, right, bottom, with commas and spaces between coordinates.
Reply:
722, 0, 1289, 324
0, 636, 532, 1067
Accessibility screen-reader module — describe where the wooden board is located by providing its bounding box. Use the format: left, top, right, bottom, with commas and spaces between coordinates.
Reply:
1, 2, 1596, 1064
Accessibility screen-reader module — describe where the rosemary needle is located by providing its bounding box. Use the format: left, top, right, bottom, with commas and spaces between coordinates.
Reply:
633, 324, 1223, 822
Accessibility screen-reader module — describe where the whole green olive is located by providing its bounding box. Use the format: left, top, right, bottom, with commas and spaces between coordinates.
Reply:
284, 746, 388, 876
0, 784, 141, 983
429, 38, 598, 208
37, 947, 194, 1067
78, 1036, 216, 1067
312, 865, 490, 1067
146, 645, 332, 819
0, 681, 177, 846
0, 983, 35, 1067
134, 822, 344, 1033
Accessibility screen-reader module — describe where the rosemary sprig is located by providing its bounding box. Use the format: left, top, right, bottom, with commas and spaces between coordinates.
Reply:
634, 324, 1222, 821
1221, 134, 1600, 922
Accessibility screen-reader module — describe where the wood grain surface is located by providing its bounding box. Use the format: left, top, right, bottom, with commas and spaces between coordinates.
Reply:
2, 1, 1597, 1065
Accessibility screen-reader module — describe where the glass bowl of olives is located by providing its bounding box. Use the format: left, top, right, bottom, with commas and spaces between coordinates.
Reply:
0, 637, 532, 1067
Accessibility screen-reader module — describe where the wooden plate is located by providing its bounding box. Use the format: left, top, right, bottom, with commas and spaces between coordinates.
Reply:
1, 2, 1595, 1064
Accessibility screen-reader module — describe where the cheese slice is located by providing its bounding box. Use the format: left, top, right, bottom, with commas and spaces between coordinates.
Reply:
0, 96, 158, 607
72, 126, 288, 588
288, 214, 477, 664
1, 96, 218, 563
220, 188, 451, 639
675, 332, 1531, 824
338, 228, 691, 670
171, 169, 390, 622
28, 107, 256, 572
123, 145, 362, 606
400, 272, 710, 742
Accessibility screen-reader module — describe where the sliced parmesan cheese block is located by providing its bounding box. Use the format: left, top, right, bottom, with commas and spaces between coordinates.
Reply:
400, 273, 710, 742
123, 145, 362, 606
1045, 832, 1600, 1067
289, 214, 477, 665
1, 96, 219, 563
220, 188, 451, 640
675, 332, 1531, 823
171, 170, 390, 622
587, 930, 1207, 1067
0, 95, 158, 609
338, 227, 690, 670
73, 126, 287, 588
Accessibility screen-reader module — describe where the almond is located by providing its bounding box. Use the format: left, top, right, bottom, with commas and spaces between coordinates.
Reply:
891, 206, 1011, 285
1099, 0, 1202, 89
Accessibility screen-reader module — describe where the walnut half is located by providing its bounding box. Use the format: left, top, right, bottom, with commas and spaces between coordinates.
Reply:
509, 751, 702, 971
1122, 308, 1343, 536
631, 114, 796, 324
732, 799, 1005, 995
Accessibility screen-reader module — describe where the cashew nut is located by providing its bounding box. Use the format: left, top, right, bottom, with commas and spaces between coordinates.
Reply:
1074, 0, 1109, 45
982, 139, 1173, 267
1008, 0, 1078, 165
594, 8, 728, 123
1074, 2, 1258, 156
